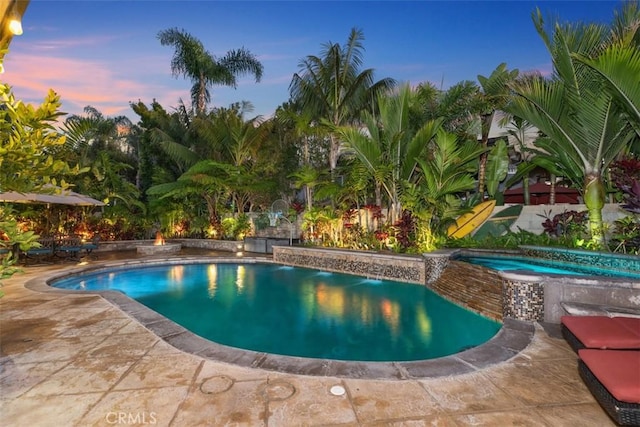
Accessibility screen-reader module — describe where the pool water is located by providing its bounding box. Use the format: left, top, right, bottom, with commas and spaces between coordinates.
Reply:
51, 263, 501, 361
458, 255, 640, 279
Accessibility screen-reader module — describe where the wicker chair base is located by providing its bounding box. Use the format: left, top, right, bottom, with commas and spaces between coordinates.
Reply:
561, 323, 586, 353
579, 359, 640, 426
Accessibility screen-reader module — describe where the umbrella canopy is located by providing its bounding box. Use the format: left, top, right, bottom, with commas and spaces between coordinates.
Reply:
0, 189, 105, 206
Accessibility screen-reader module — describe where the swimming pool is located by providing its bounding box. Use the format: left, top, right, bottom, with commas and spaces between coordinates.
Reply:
456, 254, 640, 279
51, 262, 501, 361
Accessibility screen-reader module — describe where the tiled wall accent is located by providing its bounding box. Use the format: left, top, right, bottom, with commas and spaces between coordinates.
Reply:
273, 246, 436, 285
500, 274, 545, 321
422, 252, 450, 285
520, 245, 640, 273
274, 247, 501, 320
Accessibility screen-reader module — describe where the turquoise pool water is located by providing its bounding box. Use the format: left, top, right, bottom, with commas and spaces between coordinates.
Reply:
457, 255, 640, 279
51, 263, 501, 361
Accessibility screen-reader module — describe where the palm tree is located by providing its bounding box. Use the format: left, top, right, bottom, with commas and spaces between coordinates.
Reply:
476, 63, 519, 196
402, 129, 488, 249
62, 106, 134, 163
414, 80, 482, 135
506, 9, 637, 245
336, 84, 442, 223
572, 9, 640, 133
158, 27, 263, 114
289, 165, 325, 211
503, 116, 538, 205
289, 28, 396, 177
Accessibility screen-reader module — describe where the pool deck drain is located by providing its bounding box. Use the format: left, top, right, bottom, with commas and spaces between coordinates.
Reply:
0, 250, 617, 426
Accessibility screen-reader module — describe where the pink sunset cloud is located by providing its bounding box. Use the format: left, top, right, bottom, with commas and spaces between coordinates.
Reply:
2, 48, 187, 120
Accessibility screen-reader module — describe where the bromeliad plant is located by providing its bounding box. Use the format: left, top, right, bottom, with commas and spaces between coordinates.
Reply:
610, 156, 640, 213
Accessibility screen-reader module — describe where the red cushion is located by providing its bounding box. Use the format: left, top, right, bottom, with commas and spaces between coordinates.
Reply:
561, 315, 640, 349
613, 316, 640, 336
579, 349, 640, 403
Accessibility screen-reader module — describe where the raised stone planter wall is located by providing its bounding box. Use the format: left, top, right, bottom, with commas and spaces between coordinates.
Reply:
95, 240, 155, 252
136, 243, 182, 256
174, 239, 243, 253
244, 237, 295, 254
96, 239, 242, 253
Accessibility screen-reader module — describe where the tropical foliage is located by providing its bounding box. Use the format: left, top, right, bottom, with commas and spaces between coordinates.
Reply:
506, 5, 639, 246
0, 84, 77, 193
2, 2, 639, 258
289, 28, 396, 176
336, 84, 442, 223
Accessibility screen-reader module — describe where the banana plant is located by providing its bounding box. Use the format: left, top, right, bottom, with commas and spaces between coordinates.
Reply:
485, 139, 510, 202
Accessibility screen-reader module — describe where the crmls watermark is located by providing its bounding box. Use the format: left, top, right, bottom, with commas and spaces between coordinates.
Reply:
105, 412, 157, 425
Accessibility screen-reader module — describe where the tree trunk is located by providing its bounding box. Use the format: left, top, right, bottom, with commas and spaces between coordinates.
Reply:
329, 134, 340, 180
305, 185, 312, 211
477, 112, 494, 196
584, 174, 606, 247
549, 174, 556, 205
523, 177, 530, 205
197, 73, 207, 114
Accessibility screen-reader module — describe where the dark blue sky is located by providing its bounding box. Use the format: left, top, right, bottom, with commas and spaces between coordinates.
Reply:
5, 1, 622, 121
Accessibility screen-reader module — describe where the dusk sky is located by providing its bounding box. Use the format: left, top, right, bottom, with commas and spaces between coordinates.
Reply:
4, 1, 622, 123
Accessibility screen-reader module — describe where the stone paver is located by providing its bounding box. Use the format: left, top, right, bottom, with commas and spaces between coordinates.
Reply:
0, 253, 616, 426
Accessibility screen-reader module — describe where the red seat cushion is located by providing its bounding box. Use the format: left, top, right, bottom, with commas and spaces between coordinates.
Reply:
561, 315, 640, 349
579, 349, 640, 403
613, 316, 640, 336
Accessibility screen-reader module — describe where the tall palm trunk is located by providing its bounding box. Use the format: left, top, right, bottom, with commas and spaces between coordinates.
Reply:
329, 134, 340, 179
584, 173, 606, 245
477, 112, 494, 196
523, 178, 530, 205
197, 72, 207, 114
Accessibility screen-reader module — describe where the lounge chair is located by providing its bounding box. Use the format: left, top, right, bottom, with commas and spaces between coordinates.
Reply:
54, 235, 82, 261
80, 235, 100, 259
23, 237, 55, 264
561, 315, 640, 352
578, 349, 640, 426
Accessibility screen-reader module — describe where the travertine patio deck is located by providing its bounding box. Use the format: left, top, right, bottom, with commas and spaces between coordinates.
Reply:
0, 250, 615, 426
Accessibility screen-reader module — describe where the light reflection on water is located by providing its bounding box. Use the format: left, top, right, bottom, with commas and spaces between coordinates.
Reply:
51, 263, 500, 361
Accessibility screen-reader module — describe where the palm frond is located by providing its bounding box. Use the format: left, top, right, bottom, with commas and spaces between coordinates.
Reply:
574, 45, 640, 125
150, 129, 200, 171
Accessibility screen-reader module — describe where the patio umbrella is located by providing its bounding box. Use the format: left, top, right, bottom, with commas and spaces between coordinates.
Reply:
0, 189, 105, 206
0, 188, 105, 235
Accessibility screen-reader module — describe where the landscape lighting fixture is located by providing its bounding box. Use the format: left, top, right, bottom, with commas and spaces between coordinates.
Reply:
8, 8, 22, 36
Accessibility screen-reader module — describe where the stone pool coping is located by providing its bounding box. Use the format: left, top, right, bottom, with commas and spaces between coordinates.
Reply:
25, 256, 535, 380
